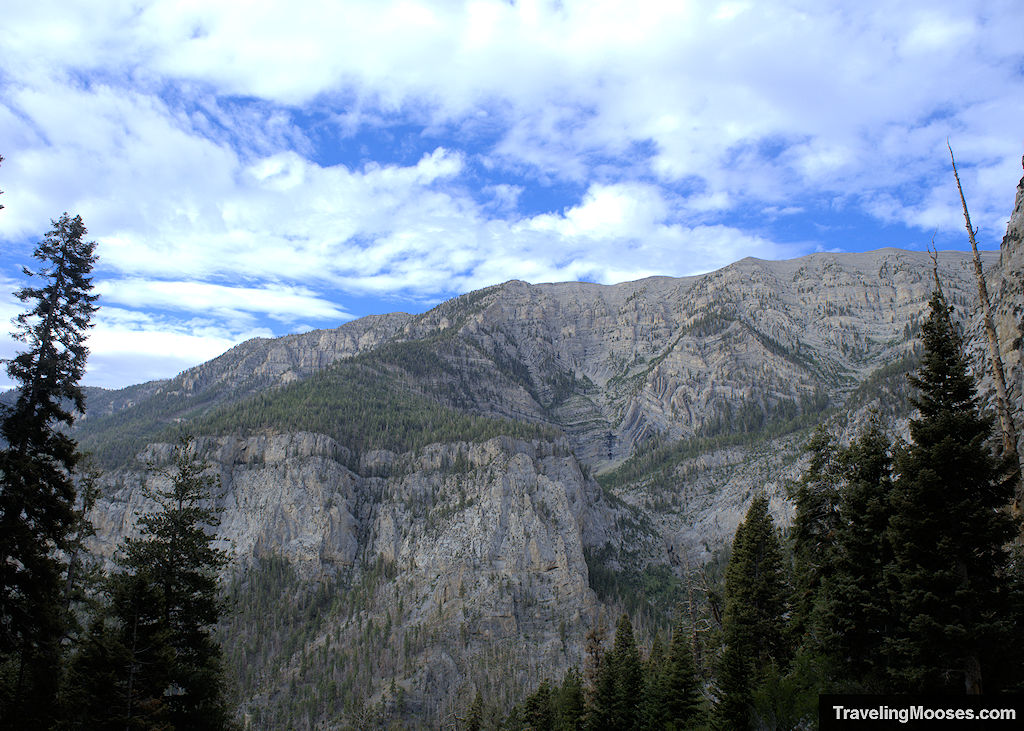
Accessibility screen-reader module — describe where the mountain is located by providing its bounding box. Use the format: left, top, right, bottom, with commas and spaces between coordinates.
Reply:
70, 172, 1024, 725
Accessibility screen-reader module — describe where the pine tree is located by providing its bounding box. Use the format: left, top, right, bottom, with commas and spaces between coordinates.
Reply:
713, 637, 752, 731
606, 613, 642, 731
787, 426, 841, 645
0, 213, 98, 725
553, 667, 584, 731
818, 417, 894, 691
582, 619, 611, 731
465, 689, 484, 731
523, 679, 554, 731
664, 615, 705, 729
886, 289, 1019, 694
640, 633, 669, 729
62, 572, 174, 730
118, 437, 233, 728
713, 494, 788, 730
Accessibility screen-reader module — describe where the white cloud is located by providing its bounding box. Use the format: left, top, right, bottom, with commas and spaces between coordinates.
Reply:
96, 279, 353, 325
1, 0, 1022, 390
81, 306, 275, 388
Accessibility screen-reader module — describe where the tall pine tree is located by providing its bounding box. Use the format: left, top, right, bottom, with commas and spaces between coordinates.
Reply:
664, 614, 706, 729
818, 416, 894, 692
787, 426, 841, 647
554, 667, 584, 731
607, 614, 642, 731
66, 437, 234, 729
713, 494, 789, 730
0, 213, 98, 726
126, 437, 233, 728
886, 289, 1018, 694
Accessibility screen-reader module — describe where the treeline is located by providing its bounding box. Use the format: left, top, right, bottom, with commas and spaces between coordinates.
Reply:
492, 613, 705, 731
499, 288, 1023, 730
600, 389, 832, 492
0, 212, 234, 728
190, 355, 561, 460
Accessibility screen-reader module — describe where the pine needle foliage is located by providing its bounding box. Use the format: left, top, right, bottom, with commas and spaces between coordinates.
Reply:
713, 494, 789, 730
885, 289, 1019, 694
0, 213, 97, 726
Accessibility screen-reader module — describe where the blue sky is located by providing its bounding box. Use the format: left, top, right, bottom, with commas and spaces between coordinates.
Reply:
1, 0, 1022, 390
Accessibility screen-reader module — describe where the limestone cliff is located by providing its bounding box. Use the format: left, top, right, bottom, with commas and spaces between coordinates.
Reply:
75, 234, 1023, 725
994, 159, 1024, 420
91, 434, 626, 723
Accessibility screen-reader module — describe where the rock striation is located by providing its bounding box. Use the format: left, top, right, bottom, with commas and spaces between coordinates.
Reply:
76, 220, 1024, 724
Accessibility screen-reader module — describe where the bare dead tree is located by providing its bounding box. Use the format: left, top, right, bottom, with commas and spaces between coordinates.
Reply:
948, 141, 1023, 511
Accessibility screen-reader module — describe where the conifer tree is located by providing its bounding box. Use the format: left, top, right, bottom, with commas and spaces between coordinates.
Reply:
607, 613, 642, 731
523, 679, 554, 731
787, 426, 841, 645
465, 690, 484, 731
640, 633, 669, 729
713, 494, 788, 730
554, 667, 584, 731
122, 437, 233, 728
0, 213, 98, 725
819, 417, 894, 691
664, 615, 705, 728
886, 289, 1018, 694
62, 572, 174, 730
713, 638, 752, 731
582, 620, 611, 731
67, 438, 234, 729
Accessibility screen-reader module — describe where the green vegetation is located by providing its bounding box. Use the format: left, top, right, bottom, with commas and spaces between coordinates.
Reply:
191, 356, 560, 464
64, 438, 234, 729
843, 349, 921, 417
885, 290, 1019, 693
598, 390, 831, 492
76, 376, 257, 467
502, 614, 706, 731
584, 547, 683, 631
713, 494, 790, 731
0, 213, 98, 727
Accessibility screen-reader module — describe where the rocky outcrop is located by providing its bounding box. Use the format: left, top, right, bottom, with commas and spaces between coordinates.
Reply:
90, 433, 623, 722
79, 234, 1024, 725
994, 161, 1024, 420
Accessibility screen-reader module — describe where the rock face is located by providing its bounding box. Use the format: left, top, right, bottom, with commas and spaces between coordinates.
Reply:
94, 434, 621, 723
79, 237, 1023, 725
994, 161, 1024, 425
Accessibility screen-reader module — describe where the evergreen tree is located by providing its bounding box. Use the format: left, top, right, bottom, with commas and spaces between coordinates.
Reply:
523, 679, 554, 731
62, 572, 174, 730
886, 289, 1018, 694
69, 437, 234, 729
664, 615, 705, 729
554, 667, 584, 731
0, 213, 98, 726
640, 633, 669, 729
465, 689, 484, 731
818, 417, 894, 691
582, 619, 611, 731
125, 437, 232, 727
712, 638, 751, 731
787, 426, 841, 645
713, 494, 788, 730
606, 613, 642, 731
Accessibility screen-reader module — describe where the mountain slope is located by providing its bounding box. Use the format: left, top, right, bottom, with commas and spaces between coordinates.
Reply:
72, 235, 1022, 725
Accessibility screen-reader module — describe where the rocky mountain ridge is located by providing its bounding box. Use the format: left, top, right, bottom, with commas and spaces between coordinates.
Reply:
68, 168, 1024, 725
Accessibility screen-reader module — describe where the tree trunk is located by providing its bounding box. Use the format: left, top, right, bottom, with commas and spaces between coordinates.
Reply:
949, 143, 1024, 510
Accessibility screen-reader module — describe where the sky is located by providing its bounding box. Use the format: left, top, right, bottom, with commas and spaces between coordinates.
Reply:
1, 0, 1022, 391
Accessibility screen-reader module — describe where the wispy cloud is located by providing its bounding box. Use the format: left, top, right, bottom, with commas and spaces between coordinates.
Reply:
0, 0, 1021, 389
